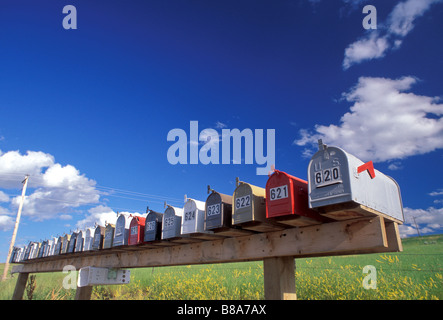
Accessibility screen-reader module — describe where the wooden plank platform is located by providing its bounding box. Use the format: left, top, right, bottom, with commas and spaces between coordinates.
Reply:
10, 217, 402, 301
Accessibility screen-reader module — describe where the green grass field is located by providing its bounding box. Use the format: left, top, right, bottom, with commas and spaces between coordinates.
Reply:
1, 234, 442, 300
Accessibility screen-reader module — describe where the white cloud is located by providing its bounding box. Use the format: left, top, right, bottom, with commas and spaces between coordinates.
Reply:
387, 162, 403, 171
0, 149, 100, 221
0, 191, 9, 202
295, 76, 443, 162
343, 33, 389, 70
343, 0, 441, 69
0, 150, 54, 188
388, 0, 440, 37
0, 215, 14, 231
429, 189, 443, 196
399, 206, 443, 237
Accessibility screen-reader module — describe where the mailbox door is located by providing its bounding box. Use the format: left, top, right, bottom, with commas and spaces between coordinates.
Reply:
113, 214, 129, 246
68, 233, 78, 253
206, 192, 233, 229
182, 200, 196, 234
145, 211, 163, 242
182, 199, 205, 234
75, 232, 84, 252
308, 146, 353, 209
37, 241, 46, 258
55, 237, 63, 255
84, 228, 94, 251
104, 225, 115, 248
205, 192, 223, 229
233, 183, 266, 225
162, 206, 183, 239
92, 226, 104, 250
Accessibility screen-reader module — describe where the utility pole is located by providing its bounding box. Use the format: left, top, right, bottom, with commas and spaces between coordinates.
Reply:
412, 216, 421, 238
2, 175, 29, 281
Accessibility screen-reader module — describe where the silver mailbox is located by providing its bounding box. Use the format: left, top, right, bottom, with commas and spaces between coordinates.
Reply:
162, 205, 184, 240
113, 213, 132, 247
75, 231, 84, 252
308, 141, 404, 223
67, 232, 78, 253
10, 247, 19, 263
103, 223, 115, 249
61, 234, 71, 254
144, 209, 163, 242
84, 227, 95, 251
38, 240, 47, 258
92, 226, 105, 250
48, 237, 58, 256
54, 236, 63, 255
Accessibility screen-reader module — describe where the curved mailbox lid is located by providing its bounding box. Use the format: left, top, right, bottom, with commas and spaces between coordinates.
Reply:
205, 191, 233, 230
162, 205, 184, 239
308, 142, 404, 223
232, 181, 266, 225
92, 226, 105, 250
266, 169, 326, 224
144, 210, 163, 242
128, 216, 146, 245
182, 198, 206, 234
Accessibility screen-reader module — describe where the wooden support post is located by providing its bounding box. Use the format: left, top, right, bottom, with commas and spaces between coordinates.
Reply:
75, 285, 93, 300
12, 272, 29, 300
263, 257, 296, 300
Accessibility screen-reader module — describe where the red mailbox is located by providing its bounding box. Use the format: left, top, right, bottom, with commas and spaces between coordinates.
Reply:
266, 169, 327, 226
128, 216, 146, 245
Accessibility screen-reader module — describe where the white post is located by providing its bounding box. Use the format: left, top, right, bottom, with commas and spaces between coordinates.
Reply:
2, 175, 29, 281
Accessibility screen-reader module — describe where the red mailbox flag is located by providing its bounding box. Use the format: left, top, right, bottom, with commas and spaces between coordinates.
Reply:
357, 161, 376, 179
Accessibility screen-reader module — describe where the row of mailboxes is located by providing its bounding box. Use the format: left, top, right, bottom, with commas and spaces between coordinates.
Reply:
18, 142, 404, 259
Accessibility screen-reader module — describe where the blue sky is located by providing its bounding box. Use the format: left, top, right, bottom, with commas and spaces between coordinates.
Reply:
1, 0, 442, 261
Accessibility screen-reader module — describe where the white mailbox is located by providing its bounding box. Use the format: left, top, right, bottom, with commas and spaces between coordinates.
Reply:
49, 237, 59, 256
84, 227, 95, 251
181, 198, 207, 234
78, 267, 130, 287
308, 140, 404, 223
